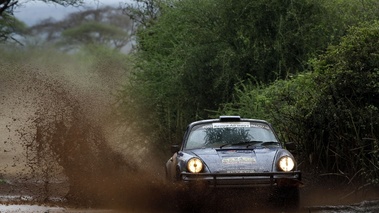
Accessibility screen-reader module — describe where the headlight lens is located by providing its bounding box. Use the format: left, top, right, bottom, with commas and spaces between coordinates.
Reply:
187, 158, 203, 173
278, 156, 295, 172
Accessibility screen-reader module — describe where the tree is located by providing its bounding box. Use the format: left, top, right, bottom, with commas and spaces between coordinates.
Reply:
120, 0, 379, 154
27, 6, 132, 51
122, 0, 163, 28
0, 0, 83, 43
0, 11, 26, 44
120, 0, 340, 146
0, 0, 83, 16
0, 0, 17, 16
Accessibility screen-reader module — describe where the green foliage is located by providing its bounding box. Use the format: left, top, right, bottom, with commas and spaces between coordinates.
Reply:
122, 0, 164, 28
120, 0, 379, 164
308, 21, 379, 183
123, 0, 349, 148
322, 0, 379, 28
221, 21, 379, 184
216, 0, 335, 81
221, 73, 318, 142
0, 12, 27, 44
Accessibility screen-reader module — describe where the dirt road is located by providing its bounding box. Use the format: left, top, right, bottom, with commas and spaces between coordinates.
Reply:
0, 196, 378, 213
1, 178, 379, 213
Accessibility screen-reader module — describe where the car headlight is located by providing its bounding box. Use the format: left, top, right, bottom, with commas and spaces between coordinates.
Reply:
278, 156, 295, 172
187, 158, 203, 173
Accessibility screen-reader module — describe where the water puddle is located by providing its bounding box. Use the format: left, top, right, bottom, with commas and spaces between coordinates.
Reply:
306, 200, 379, 213
0, 205, 65, 213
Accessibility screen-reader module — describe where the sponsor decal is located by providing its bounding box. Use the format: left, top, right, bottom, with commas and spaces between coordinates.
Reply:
222, 157, 256, 164
212, 122, 251, 128
250, 124, 270, 129
226, 170, 256, 173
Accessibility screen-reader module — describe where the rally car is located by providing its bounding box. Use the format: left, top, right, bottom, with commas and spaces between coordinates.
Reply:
165, 116, 302, 206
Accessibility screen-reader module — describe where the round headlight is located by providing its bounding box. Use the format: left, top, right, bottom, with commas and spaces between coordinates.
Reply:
187, 158, 203, 173
278, 156, 295, 172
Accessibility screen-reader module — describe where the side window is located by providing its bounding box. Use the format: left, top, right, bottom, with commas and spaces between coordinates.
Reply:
182, 126, 190, 145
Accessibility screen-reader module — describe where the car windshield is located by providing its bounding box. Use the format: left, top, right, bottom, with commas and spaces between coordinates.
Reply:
184, 121, 279, 149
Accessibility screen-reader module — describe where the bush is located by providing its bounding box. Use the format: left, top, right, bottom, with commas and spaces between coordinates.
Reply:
308, 21, 379, 183
220, 21, 379, 184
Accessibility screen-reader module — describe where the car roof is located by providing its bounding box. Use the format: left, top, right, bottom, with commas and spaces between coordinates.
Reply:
187, 116, 271, 128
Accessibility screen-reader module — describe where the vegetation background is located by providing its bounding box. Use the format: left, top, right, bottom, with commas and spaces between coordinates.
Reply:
1, 0, 379, 196
120, 0, 379, 187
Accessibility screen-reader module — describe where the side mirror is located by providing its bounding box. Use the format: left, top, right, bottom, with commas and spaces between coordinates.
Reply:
171, 144, 180, 153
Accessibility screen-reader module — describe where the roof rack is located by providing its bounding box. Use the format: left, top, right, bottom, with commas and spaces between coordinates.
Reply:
219, 115, 241, 121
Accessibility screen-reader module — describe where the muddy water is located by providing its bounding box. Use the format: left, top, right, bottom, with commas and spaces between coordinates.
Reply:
307, 200, 379, 213
1, 52, 379, 213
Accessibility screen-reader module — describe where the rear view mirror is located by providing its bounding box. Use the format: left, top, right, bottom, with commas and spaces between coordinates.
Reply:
171, 144, 180, 153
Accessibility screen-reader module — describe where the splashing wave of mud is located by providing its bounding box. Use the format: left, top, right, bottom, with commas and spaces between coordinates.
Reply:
0, 52, 178, 211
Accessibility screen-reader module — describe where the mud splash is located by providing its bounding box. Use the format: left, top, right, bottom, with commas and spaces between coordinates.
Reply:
21, 77, 138, 206
0, 49, 175, 211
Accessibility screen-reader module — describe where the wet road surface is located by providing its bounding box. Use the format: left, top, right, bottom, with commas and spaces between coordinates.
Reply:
1, 189, 379, 213
1, 200, 379, 213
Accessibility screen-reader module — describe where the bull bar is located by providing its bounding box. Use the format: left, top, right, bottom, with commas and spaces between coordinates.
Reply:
180, 171, 302, 188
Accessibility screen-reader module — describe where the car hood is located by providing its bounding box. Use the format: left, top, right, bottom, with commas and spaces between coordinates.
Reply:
186, 148, 278, 173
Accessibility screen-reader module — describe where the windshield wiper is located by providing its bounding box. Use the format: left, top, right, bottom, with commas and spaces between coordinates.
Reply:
220, 140, 263, 149
260, 141, 280, 147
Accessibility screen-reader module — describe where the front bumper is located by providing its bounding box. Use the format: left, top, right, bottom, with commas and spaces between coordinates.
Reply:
180, 171, 302, 188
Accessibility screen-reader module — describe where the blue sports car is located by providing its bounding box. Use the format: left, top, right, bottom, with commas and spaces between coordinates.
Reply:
165, 116, 302, 207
